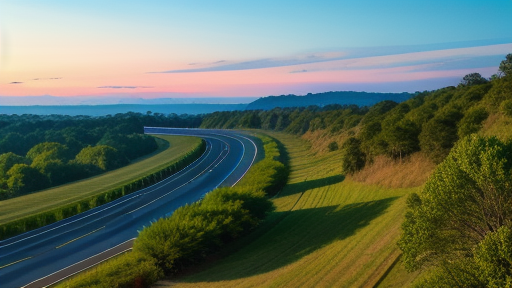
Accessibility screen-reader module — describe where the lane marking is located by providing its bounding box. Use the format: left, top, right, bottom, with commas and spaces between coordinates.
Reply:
126, 137, 231, 214
13, 129, 257, 287
145, 127, 259, 188
22, 238, 135, 288
0, 141, 211, 249
230, 134, 258, 187
0, 256, 33, 270
56, 226, 105, 249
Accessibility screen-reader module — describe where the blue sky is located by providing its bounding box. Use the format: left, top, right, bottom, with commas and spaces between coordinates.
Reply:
1, 0, 511, 98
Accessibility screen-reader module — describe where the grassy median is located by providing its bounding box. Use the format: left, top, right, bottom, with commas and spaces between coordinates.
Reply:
0, 135, 201, 226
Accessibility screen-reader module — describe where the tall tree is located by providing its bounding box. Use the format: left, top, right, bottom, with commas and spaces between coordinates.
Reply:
399, 135, 512, 285
74, 145, 128, 171
498, 53, 512, 77
459, 73, 489, 87
341, 137, 366, 174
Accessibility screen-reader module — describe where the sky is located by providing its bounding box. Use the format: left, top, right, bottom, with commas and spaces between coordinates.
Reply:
0, 0, 511, 100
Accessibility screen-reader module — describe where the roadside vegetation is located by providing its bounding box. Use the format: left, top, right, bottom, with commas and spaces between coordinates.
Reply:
0, 112, 201, 199
161, 53, 512, 287
16, 54, 512, 287
54, 134, 288, 288
153, 132, 418, 287
0, 135, 204, 239
201, 54, 511, 175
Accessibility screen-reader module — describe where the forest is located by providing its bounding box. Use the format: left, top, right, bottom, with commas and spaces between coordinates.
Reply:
201, 65, 511, 171
199, 54, 512, 287
0, 112, 202, 199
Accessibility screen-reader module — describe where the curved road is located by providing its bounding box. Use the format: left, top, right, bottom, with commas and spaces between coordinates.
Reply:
0, 128, 260, 288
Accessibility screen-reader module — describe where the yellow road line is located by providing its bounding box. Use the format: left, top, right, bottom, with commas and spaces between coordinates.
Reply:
56, 226, 105, 249
0, 256, 33, 269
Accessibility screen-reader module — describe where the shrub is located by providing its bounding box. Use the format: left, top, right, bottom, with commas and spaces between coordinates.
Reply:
328, 141, 338, 152
133, 134, 286, 275
500, 100, 512, 117
341, 137, 365, 174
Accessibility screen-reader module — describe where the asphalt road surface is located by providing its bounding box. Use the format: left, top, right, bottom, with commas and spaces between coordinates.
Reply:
0, 128, 260, 288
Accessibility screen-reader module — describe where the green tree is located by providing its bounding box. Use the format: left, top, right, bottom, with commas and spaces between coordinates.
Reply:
483, 75, 512, 111
26, 142, 70, 162
74, 145, 128, 171
341, 137, 366, 174
498, 53, 512, 77
6, 163, 50, 194
328, 141, 339, 152
500, 100, 512, 117
457, 106, 489, 138
0, 152, 27, 179
399, 135, 512, 280
238, 112, 261, 129
459, 73, 489, 87
383, 119, 420, 161
419, 107, 463, 163
474, 225, 512, 287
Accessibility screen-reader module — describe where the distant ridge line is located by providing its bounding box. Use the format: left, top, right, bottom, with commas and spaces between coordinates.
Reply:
245, 91, 412, 110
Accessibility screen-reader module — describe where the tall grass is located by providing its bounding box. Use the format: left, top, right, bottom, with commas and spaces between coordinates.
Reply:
350, 153, 436, 188
159, 131, 422, 288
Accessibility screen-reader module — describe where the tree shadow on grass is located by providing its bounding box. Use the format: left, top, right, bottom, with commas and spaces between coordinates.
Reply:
179, 196, 398, 283
278, 174, 345, 197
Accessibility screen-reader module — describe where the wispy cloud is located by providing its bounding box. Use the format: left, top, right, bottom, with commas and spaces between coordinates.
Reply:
33, 77, 62, 80
97, 86, 153, 89
152, 39, 512, 74
290, 69, 308, 73
9, 81, 23, 84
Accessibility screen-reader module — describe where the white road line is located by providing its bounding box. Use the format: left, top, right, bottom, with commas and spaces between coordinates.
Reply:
127, 137, 230, 213
22, 238, 135, 288
0, 140, 210, 249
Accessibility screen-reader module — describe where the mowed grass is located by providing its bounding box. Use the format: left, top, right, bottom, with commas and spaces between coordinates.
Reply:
0, 135, 201, 225
160, 132, 421, 288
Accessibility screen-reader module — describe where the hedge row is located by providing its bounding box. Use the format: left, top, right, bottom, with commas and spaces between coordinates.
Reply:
0, 140, 206, 240
56, 133, 289, 288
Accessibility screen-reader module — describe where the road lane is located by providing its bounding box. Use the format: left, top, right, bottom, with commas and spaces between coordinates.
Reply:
0, 128, 259, 288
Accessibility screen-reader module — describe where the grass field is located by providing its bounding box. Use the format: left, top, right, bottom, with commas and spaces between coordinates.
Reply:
0, 135, 201, 225
156, 132, 422, 288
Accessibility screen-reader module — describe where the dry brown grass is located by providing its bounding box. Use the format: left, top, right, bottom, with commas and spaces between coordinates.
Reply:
301, 129, 352, 154
350, 153, 436, 188
480, 113, 512, 141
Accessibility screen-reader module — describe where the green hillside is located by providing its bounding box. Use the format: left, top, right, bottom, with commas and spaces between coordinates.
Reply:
155, 132, 420, 287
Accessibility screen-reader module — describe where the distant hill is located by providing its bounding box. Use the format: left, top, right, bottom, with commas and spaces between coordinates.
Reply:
245, 91, 412, 110
1, 104, 248, 116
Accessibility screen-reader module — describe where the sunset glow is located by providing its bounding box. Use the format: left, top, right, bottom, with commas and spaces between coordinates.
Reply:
1, 1, 511, 99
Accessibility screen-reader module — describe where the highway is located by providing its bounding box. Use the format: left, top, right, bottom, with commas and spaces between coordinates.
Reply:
0, 128, 260, 288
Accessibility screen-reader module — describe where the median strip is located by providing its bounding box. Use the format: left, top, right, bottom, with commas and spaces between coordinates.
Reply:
56, 226, 105, 249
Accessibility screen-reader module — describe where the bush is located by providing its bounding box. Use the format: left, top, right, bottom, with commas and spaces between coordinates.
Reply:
341, 137, 365, 174
399, 135, 512, 286
500, 100, 512, 117
133, 134, 286, 275
328, 141, 339, 152
0, 140, 206, 240
55, 251, 163, 288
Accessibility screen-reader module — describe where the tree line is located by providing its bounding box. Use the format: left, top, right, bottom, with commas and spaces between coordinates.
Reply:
0, 112, 202, 199
397, 55, 512, 287
0, 141, 206, 240
201, 54, 512, 175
